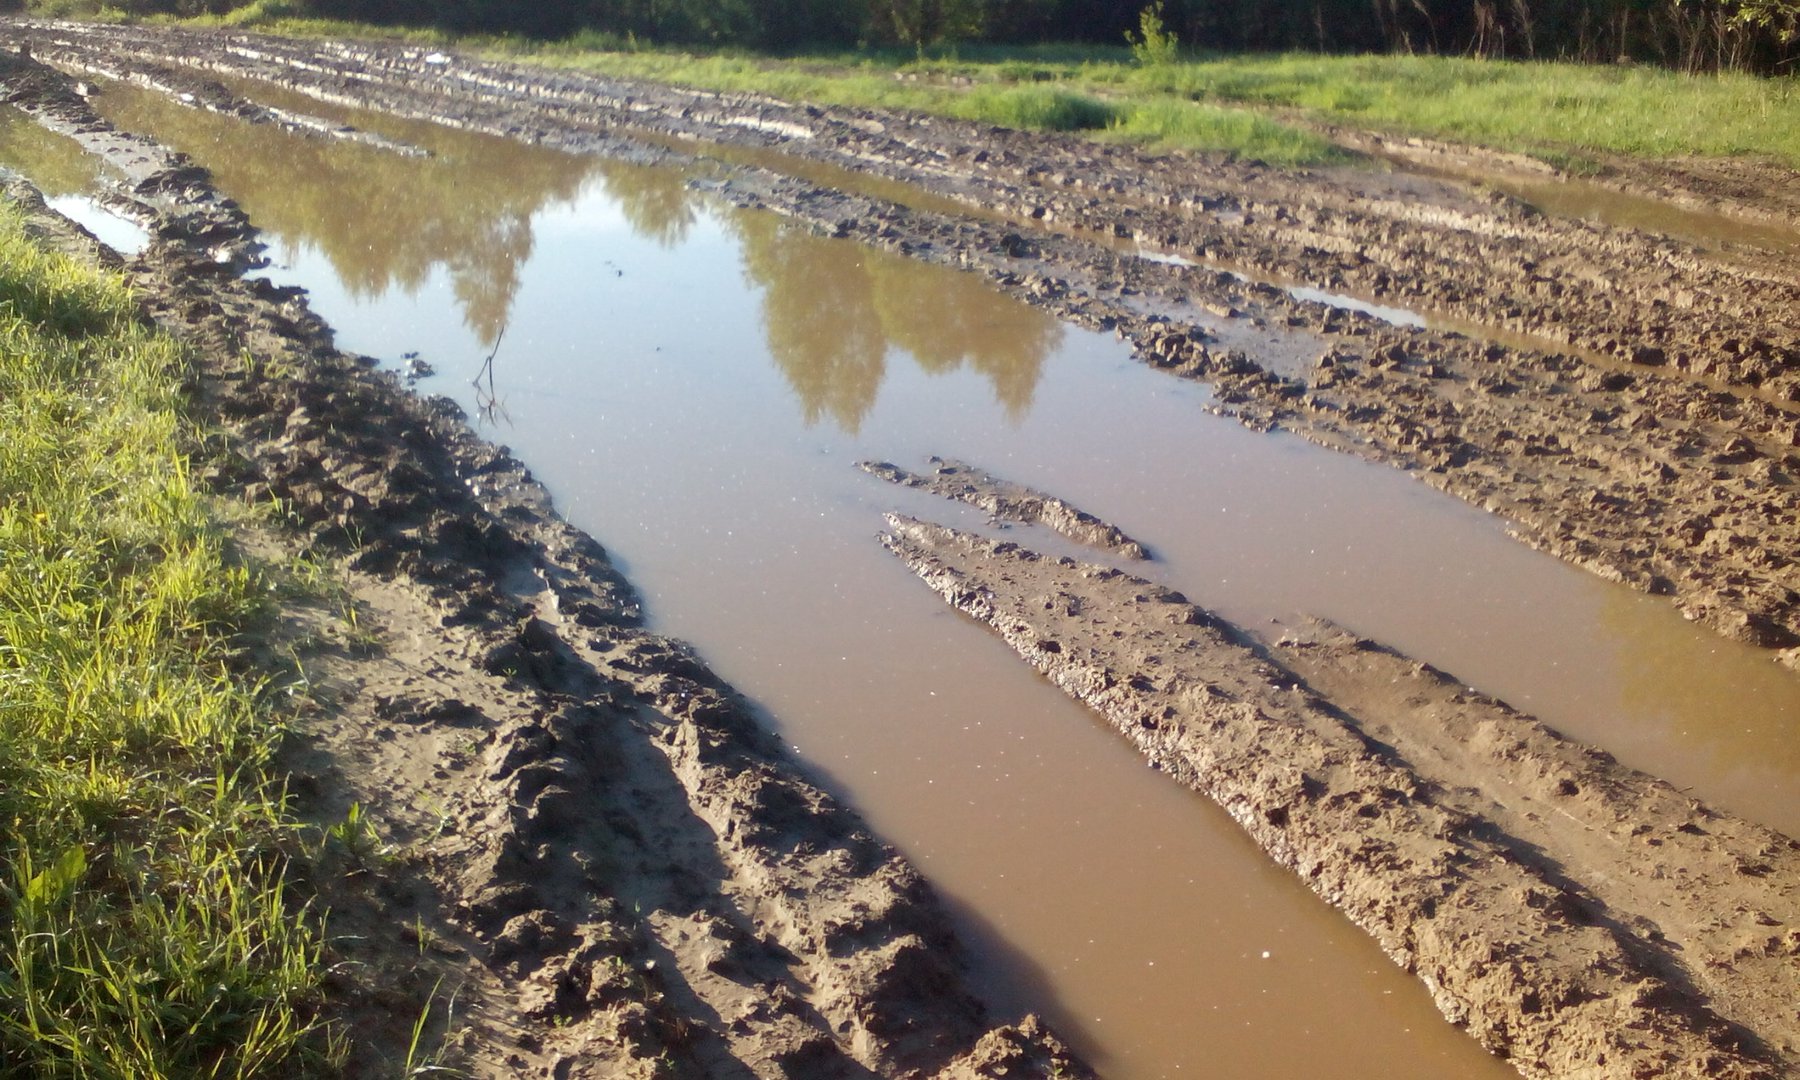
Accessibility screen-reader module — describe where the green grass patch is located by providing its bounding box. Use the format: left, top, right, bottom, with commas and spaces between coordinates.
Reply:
528, 46, 1341, 160
150, 12, 1336, 160
149, 5, 452, 43
951, 84, 1118, 131
516, 42, 1797, 165
0, 203, 329, 1077
1112, 52, 1800, 165
1103, 99, 1344, 163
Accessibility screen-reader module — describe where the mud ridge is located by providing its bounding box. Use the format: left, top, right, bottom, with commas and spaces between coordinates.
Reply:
859, 457, 1150, 559
5, 21, 1798, 665
31, 45, 426, 155
0, 53, 1088, 1080
879, 514, 1800, 1080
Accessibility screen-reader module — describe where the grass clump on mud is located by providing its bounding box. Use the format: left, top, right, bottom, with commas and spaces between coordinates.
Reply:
0, 204, 329, 1076
513, 39, 1800, 169
202, 9, 1798, 167
551, 46, 1799, 167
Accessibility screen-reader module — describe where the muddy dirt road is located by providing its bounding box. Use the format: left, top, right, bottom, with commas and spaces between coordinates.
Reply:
1, 19, 1797, 1080
12, 19, 1800, 658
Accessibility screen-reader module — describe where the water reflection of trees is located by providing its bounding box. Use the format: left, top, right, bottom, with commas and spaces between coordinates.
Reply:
599, 164, 697, 248
0, 108, 112, 197
733, 212, 886, 430
869, 252, 1053, 420
731, 212, 1059, 433
91, 81, 597, 347
86, 81, 1056, 426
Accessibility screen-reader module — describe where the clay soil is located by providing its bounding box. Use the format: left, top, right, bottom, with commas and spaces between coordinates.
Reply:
1, 19, 1797, 1080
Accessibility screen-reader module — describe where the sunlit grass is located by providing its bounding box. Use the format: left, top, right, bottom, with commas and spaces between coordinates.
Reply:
0, 203, 329, 1077
1101, 98, 1344, 164
526, 47, 1342, 160
1085, 51, 1800, 166
511, 42, 1798, 166
949, 84, 1117, 130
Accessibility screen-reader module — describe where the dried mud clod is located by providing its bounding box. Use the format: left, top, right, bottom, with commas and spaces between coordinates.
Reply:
879, 515, 1800, 1080
859, 456, 1150, 559
0, 52, 1085, 1078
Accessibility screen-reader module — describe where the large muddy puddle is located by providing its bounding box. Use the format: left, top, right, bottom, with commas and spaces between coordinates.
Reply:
20, 75, 1800, 1077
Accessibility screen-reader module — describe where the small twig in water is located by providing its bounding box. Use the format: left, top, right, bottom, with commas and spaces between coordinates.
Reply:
471, 324, 506, 389
472, 324, 511, 427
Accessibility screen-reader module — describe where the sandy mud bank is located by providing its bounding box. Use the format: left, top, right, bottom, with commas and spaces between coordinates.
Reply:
860, 458, 1151, 559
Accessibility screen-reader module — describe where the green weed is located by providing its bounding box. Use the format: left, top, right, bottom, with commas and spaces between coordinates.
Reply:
400, 978, 461, 1077
1126, 3, 1181, 68
322, 801, 391, 870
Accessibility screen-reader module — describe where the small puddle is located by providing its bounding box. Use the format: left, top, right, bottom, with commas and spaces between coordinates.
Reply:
1132, 246, 1198, 268
1284, 283, 1427, 327
1364, 143, 1800, 257
28, 74, 1800, 1079
1492, 173, 1800, 256
1138, 247, 1432, 330
43, 192, 150, 254
0, 102, 148, 252
0, 101, 115, 193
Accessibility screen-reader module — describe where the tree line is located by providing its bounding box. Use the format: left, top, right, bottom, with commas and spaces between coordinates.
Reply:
17, 0, 1798, 73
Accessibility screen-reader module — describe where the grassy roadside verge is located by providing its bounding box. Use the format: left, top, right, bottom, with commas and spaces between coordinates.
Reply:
0, 204, 328, 1076
522, 45, 1800, 170
157, 9, 1800, 170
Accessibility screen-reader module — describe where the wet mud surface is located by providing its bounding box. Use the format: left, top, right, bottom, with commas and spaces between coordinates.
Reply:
2, 21, 1798, 1079
860, 458, 1151, 559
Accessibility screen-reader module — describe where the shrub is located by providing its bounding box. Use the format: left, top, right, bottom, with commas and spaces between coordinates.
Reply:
1127, 3, 1181, 67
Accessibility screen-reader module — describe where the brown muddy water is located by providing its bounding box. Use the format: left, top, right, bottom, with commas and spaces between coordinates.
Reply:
22, 78, 1800, 1078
